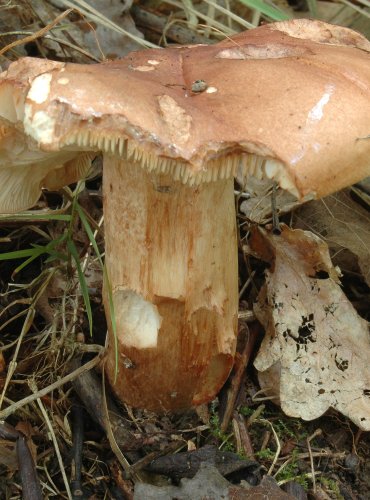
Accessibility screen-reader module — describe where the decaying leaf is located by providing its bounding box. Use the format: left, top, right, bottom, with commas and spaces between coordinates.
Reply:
294, 189, 370, 287
250, 225, 370, 430
238, 176, 301, 224
134, 463, 294, 500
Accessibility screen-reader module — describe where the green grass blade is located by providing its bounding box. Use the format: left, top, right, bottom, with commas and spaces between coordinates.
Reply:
76, 203, 118, 377
238, 0, 290, 20
104, 269, 118, 381
12, 253, 44, 277
0, 214, 72, 222
306, 0, 317, 17
75, 205, 104, 268
0, 247, 45, 260
67, 239, 93, 337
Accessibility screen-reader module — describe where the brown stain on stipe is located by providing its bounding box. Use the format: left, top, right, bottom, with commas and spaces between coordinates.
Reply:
113, 298, 235, 410
103, 159, 237, 411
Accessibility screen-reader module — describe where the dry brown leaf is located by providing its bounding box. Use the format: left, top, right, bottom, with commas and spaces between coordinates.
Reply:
134, 463, 293, 500
251, 225, 370, 430
239, 176, 301, 224
0, 440, 17, 469
294, 189, 370, 287
49, 0, 144, 59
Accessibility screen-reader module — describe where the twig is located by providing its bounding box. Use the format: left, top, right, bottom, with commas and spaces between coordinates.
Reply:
130, 441, 184, 474
279, 450, 345, 461
71, 358, 142, 451
246, 404, 265, 427
0, 9, 73, 57
278, 471, 322, 486
307, 428, 322, 493
0, 350, 104, 420
220, 324, 258, 432
29, 380, 72, 500
271, 181, 281, 234
237, 309, 255, 321
70, 405, 84, 498
17, 434, 43, 500
131, 5, 207, 45
0, 308, 35, 409
101, 367, 140, 481
238, 270, 256, 299
0, 422, 42, 500
0, 31, 100, 62
233, 412, 254, 458
259, 419, 281, 475
274, 449, 345, 480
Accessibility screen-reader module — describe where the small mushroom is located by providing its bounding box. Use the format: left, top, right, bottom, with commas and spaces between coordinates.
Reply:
0, 19, 369, 412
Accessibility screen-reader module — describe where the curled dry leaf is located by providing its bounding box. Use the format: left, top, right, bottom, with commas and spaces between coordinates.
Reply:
238, 176, 301, 224
250, 225, 370, 430
294, 189, 370, 287
134, 463, 293, 500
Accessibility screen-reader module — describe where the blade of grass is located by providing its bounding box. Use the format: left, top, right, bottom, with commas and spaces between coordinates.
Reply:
75, 205, 103, 268
0, 248, 45, 260
238, 0, 290, 21
166, 0, 237, 35
203, 0, 254, 29
67, 239, 93, 336
57, 0, 158, 49
76, 204, 118, 378
339, 0, 370, 19
0, 214, 72, 222
307, 0, 317, 17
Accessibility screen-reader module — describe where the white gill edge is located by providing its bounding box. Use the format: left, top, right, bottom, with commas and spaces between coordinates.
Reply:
61, 130, 298, 195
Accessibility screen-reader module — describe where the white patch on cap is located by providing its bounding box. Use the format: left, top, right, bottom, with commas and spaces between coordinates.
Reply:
216, 45, 307, 60
57, 77, 69, 85
113, 289, 162, 349
307, 85, 335, 123
24, 105, 56, 145
147, 60, 160, 65
28, 73, 52, 104
158, 95, 192, 146
206, 86, 218, 94
132, 65, 155, 72
291, 84, 335, 167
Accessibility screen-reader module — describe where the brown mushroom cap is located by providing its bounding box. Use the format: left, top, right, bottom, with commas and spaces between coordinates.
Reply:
0, 58, 93, 212
1, 18, 370, 211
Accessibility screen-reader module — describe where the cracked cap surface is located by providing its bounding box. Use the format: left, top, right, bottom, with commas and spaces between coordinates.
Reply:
0, 18, 370, 212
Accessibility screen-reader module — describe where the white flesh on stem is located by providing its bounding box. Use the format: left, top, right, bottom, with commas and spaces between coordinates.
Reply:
103, 157, 238, 412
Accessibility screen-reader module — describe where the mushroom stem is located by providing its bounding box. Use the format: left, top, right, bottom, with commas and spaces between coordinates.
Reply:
103, 157, 238, 411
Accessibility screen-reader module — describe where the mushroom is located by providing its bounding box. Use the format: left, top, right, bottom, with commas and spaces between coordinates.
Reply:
0, 19, 369, 412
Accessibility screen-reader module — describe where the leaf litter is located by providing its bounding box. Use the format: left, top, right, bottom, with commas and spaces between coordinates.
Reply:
0, 1, 370, 498
250, 225, 370, 430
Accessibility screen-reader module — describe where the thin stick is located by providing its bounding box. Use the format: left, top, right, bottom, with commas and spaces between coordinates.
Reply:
0, 308, 35, 409
220, 325, 258, 432
246, 404, 265, 427
233, 413, 254, 458
278, 471, 322, 487
0, 9, 73, 57
101, 367, 141, 481
70, 405, 84, 497
307, 428, 322, 493
16, 434, 43, 500
0, 350, 104, 420
30, 380, 72, 500
237, 310, 255, 321
238, 270, 256, 299
271, 182, 281, 234
259, 419, 281, 475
